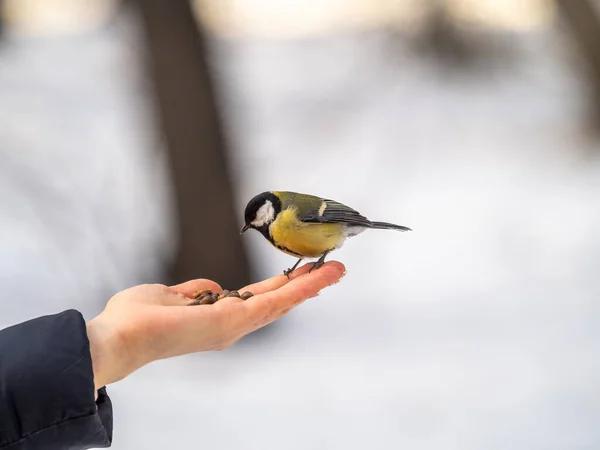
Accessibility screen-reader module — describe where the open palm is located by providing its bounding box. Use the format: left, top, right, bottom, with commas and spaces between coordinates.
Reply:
87, 261, 346, 390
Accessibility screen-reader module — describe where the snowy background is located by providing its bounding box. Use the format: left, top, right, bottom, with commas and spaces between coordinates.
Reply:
1, 2, 600, 449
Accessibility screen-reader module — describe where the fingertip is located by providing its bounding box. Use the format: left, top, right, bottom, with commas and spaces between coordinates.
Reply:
322, 260, 346, 276
241, 260, 346, 327
170, 279, 223, 298
239, 260, 345, 301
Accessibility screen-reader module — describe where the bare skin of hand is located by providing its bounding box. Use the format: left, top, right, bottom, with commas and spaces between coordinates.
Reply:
86, 261, 345, 391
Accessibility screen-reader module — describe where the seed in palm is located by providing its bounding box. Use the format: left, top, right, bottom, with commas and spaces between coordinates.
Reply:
192, 289, 211, 299
188, 289, 253, 306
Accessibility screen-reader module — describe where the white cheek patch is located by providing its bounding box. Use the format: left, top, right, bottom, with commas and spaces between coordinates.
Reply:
251, 200, 275, 227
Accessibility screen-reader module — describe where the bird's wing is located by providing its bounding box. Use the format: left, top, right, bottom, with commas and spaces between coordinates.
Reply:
274, 191, 321, 216
299, 198, 373, 227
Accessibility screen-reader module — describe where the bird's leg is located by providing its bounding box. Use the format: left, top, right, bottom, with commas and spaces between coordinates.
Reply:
284, 258, 303, 278
309, 250, 331, 273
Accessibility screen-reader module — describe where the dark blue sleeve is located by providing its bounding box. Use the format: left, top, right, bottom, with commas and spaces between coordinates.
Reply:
0, 310, 113, 449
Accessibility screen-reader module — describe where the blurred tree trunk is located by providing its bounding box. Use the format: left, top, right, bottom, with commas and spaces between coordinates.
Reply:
556, 0, 600, 126
0, 0, 4, 39
417, 0, 476, 65
131, 0, 251, 288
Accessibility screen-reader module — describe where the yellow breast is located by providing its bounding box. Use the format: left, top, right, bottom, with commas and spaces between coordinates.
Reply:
269, 207, 345, 258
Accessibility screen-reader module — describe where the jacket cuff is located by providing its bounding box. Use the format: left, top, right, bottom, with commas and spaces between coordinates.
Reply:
0, 310, 113, 449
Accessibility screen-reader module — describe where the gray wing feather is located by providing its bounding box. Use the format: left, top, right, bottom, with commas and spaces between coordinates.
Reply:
300, 199, 373, 227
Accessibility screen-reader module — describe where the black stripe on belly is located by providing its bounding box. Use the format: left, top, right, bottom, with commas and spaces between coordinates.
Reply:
274, 244, 304, 257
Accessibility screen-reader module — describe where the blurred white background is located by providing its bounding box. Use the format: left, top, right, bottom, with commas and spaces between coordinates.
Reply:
1, 1, 600, 449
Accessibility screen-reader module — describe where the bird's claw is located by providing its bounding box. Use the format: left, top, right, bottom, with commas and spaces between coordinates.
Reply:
283, 268, 293, 278
309, 260, 324, 273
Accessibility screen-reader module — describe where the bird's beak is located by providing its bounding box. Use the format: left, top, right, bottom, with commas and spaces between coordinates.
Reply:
240, 224, 250, 234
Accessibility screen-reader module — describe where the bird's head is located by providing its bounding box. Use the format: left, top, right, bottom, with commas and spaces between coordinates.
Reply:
240, 191, 282, 234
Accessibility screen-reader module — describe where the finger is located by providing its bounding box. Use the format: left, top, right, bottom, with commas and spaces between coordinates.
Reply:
238, 262, 313, 296
213, 296, 245, 308
243, 261, 345, 330
169, 279, 222, 299
176, 262, 345, 350
217, 263, 315, 308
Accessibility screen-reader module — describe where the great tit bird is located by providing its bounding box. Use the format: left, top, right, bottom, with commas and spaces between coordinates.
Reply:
240, 191, 411, 277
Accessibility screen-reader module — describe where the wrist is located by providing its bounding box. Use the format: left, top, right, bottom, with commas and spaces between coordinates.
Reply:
86, 315, 135, 391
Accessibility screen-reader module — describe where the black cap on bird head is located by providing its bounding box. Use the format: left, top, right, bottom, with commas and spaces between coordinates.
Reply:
240, 191, 282, 234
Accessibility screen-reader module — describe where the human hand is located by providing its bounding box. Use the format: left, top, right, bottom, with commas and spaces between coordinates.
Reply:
86, 261, 345, 391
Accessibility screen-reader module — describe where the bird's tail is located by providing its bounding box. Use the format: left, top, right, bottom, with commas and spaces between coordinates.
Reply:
370, 221, 412, 232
